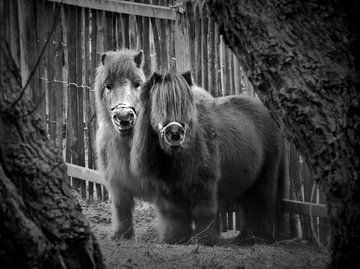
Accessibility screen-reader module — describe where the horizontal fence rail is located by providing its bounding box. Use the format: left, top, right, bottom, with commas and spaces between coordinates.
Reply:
66, 163, 105, 185
47, 0, 177, 20
65, 163, 328, 218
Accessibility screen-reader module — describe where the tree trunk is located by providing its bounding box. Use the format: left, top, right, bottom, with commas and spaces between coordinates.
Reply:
0, 35, 104, 269
206, 0, 360, 267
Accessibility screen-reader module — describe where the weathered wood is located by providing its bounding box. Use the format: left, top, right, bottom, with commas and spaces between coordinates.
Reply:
47, 0, 177, 20
66, 163, 105, 186
223, 45, 230, 95
143, 14, 151, 76
75, 6, 86, 199
201, 5, 208, 90
121, 13, 130, 49
53, 3, 64, 149
208, 16, 217, 96
45, 3, 57, 141
233, 55, 241, 94
83, 7, 93, 200
104, 11, 113, 50
282, 199, 327, 218
18, 0, 44, 122
289, 144, 303, 239
168, 20, 176, 72
174, 3, 190, 73
185, 1, 196, 78
214, 23, 221, 97
194, 4, 201, 85
150, 5, 161, 71
219, 35, 225, 95
302, 160, 314, 241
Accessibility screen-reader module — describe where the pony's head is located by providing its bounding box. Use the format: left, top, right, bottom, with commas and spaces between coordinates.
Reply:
95, 49, 145, 134
140, 71, 196, 154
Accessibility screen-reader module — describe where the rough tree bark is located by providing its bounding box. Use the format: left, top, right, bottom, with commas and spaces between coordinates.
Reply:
206, 0, 359, 267
0, 33, 104, 269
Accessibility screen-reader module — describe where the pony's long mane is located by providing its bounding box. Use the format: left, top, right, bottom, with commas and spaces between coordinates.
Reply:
131, 72, 197, 180
150, 73, 195, 126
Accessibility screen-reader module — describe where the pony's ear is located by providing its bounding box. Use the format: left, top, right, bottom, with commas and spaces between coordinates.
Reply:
181, 71, 193, 86
140, 72, 162, 102
101, 53, 107, 65
150, 72, 162, 84
134, 50, 144, 68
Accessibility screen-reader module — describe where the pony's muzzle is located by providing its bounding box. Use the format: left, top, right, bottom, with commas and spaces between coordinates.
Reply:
111, 105, 137, 132
161, 122, 186, 147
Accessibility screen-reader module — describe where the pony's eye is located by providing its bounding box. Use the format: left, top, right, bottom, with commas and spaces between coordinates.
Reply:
104, 84, 112, 91
133, 81, 142, 88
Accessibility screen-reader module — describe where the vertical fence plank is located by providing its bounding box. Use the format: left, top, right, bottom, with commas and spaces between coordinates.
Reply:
201, 5, 208, 90
135, 8, 143, 50
143, 15, 151, 77
104, 11, 113, 51
45, 3, 56, 141
215, 24, 221, 97
219, 35, 225, 95
76, 6, 86, 199
168, 20, 176, 71
90, 9, 103, 201
174, 4, 190, 73
319, 189, 330, 246
195, 4, 201, 85
116, 14, 122, 49
150, 9, 161, 71
18, 0, 43, 119
84, 8, 93, 200
65, 4, 77, 186
208, 16, 216, 96
223, 45, 231, 95
186, 1, 196, 79
53, 3, 64, 149
159, 16, 168, 72
6, 0, 21, 66
289, 144, 303, 238
302, 160, 314, 242
229, 50, 235, 94
129, 15, 137, 49
121, 14, 130, 49
233, 55, 242, 94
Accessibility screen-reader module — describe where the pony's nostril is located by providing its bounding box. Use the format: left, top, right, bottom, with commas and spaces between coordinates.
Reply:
171, 133, 181, 141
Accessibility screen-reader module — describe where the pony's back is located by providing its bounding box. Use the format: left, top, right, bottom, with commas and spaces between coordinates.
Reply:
199, 94, 284, 207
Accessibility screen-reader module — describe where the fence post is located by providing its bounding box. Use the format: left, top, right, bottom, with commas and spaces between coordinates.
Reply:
174, 2, 190, 73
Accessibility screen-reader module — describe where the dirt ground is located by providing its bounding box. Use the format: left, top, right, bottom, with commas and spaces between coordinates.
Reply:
82, 201, 330, 269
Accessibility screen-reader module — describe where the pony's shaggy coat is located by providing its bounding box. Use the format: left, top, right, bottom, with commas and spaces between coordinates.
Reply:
95, 49, 146, 239
130, 72, 285, 245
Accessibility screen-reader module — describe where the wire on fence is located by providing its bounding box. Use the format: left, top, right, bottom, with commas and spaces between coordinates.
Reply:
40, 77, 94, 91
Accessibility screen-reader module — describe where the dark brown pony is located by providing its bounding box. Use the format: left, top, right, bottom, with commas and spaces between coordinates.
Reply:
130, 71, 285, 245
95, 49, 146, 239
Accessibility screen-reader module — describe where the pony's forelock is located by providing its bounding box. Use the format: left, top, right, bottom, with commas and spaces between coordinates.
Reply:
150, 73, 195, 128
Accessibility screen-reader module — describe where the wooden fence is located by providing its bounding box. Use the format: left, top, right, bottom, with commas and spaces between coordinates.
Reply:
4, 0, 329, 245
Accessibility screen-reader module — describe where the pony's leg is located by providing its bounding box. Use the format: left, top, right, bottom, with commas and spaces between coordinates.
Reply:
109, 180, 135, 240
236, 164, 280, 244
191, 201, 219, 246
155, 198, 192, 244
